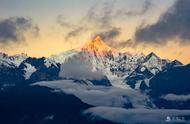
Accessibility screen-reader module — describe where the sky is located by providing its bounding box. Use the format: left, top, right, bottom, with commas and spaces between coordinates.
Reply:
0, 0, 190, 64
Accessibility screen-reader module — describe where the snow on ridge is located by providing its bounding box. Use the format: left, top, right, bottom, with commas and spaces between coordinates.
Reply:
24, 63, 36, 80
44, 58, 58, 68
0, 52, 28, 67
0, 38, 181, 90
49, 50, 78, 64
47, 46, 173, 89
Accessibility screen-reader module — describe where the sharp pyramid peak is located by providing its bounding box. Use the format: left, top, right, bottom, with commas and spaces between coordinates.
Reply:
81, 36, 117, 55
147, 52, 160, 59
94, 36, 103, 41
88, 36, 108, 46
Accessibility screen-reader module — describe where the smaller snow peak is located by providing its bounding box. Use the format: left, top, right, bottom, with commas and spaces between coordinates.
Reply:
16, 53, 28, 59
0, 52, 9, 59
144, 52, 160, 63
172, 60, 183, 66
0, 52, 28, 67
10, 53, 28, 60
146, 52, 159, 59
49, 49, 78, 64
10, 53, 28, 66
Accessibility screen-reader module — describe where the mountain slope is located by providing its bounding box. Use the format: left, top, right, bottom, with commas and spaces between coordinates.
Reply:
0, 36, 184, 89
149, 64, 190, 95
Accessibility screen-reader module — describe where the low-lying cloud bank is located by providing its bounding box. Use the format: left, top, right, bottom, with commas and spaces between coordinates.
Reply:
84, 107, 190, 124
33, 80, 152, 108
161, 94, 190, 102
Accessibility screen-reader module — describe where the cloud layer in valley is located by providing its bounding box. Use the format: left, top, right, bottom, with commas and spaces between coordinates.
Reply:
161, 94, 190, 102
84, 107, 190, 124
34, 80, 152, 108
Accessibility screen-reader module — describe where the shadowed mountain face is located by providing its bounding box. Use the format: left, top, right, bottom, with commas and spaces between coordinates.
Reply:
148, 64, 190, 109
0, 86, 116, 124
149, 64, 190, 96
19, 57, 61, 82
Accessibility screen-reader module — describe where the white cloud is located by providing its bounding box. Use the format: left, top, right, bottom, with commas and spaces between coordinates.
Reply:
83, 107, 190, 124
161, 94, 190, 102
33, 80, 152, 108
59, 54, 106, 80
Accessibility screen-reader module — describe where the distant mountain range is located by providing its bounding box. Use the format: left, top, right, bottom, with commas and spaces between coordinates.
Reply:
0, 36, 185, 89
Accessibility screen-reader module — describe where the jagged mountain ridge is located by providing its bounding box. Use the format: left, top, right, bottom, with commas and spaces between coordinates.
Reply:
52, 36, 182, 89
0, 52, 28, 67
1, 36, 190, 110
0, 36, 183, 89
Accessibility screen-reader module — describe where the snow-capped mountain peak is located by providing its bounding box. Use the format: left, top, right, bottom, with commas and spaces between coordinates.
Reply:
142, 52, 164, 73
49, 49, 78, 64
9, 53, 28, 66
145, 52, 160, 61
81, 36, 117, 56
0, 37, 183, 90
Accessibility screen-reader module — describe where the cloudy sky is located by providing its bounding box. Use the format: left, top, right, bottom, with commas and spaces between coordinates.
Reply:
0, 0, 190, 64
